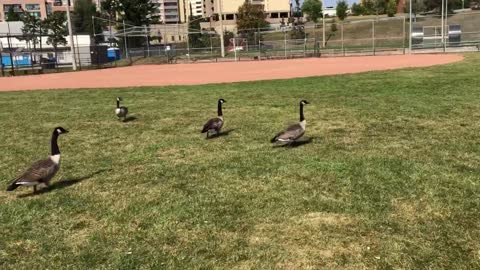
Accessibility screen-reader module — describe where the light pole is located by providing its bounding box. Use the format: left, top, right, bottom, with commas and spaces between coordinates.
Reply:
65, 0, 77, 70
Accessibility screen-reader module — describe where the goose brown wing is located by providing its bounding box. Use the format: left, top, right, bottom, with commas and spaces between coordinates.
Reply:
202, 117, 223, 132
275, 124, 305, 142
12, 158, 59, 185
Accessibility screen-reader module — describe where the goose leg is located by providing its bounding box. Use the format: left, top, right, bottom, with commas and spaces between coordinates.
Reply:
33, 185, 37, 194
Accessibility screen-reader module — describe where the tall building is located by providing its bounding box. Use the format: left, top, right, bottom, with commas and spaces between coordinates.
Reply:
189, 0, 203, 17
0, 0, 49, 21
153, 0, 191, 24
203, 0, 290, 21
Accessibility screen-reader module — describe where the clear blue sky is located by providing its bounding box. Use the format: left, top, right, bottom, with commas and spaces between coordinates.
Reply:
294, 0, 360, 8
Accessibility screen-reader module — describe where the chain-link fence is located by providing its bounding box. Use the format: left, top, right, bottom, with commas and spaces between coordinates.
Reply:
411, 11, 480, 52
0, 32, 125, 76
2, 12, 480, 76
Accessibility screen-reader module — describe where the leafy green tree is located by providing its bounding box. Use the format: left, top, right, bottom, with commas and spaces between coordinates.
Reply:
188, 16, 207, 48
43, 12, 68, 61
386, 0, 397, 16
117, 0, 158, 26
101, 0, 158, 48
19, 12, 44, 51
236, 0, 269, 31
293, 0, 303, 19
336, 0, 349, 20
6, 7, 22, 21
362, 0, 376, 14
73, 0, 103, 42
302, 0, 323, 23
351, 3, 365, 15
330, 18, 338, 32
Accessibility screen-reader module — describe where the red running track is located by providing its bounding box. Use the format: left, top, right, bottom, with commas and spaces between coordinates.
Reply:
0, 54, 463, 92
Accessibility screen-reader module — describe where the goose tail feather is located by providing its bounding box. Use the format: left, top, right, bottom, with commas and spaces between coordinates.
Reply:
6, 181, 19, 191
271, 134, 280, 143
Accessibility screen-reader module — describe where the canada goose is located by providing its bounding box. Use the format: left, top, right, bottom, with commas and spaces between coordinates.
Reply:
115, 97, 128, 121
271, 100, 309, 145
201, 98, 226, 138
6, 127, 69, 193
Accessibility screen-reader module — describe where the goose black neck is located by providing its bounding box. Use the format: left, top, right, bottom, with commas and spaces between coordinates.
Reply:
116, 100, 120, 108
299, 103, 305, 122
217, 101, 223, 117
51, 131, 60, 156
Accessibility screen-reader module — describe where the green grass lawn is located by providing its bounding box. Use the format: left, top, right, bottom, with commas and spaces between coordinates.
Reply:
1, 54, 480, 269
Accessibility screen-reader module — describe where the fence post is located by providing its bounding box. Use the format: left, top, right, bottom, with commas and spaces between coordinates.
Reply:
233, 37, 237, 61
145, 25, 150, 57
6, 33, 15, 76
186, 28, 190, 62
372, 20, 375, 56
402, 16, 406, 54
341, 22, 345, 56
258, 32, 261, 60
123, 20, 128, 59
304, 28, 307, 57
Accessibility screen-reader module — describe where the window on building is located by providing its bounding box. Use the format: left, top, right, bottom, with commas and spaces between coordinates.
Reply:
280, 12, 289, 18
270, 13, 279, 18
171, 36, 175, 41
25, 4, 40, 11
46, 3, 52, 14
29, 12, 41, 18
3, 4, 22, 13
226, 14, 234, 20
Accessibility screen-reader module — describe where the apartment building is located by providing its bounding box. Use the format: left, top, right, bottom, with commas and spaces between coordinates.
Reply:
0, 0, 49, 21
203, 0, 290, 21
189, 0, 202, 17
48, 0, 75, 12
153, 0, 191, 24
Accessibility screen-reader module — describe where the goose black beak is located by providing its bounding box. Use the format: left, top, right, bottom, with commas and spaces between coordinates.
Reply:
63, 130, 69, 134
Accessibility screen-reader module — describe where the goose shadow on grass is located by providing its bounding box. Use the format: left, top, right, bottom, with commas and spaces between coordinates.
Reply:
18, 169, 110, 198
206, 129, 236, 140
273, 137, 315, 148
122, 116, 137, 123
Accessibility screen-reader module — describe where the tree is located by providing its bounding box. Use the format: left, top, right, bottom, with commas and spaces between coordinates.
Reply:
386, 0, 397, 16
330, 18, 338, 33
236, 0, 269, 45
293, 0, 303, 19
188, 15, 207, 48
19, 12, 44, 51
423, 0, 461, 12
101, 0, 159, 47
43, 12, 68, 62
362, 0, 376, 14
6, 7, 22, 21
73, 0, 103, 42
116, 0, 158, 26
236, 1, 269, 31
336, 0, 349, 20
351, 3, 365, 15
302, 0, 323, 23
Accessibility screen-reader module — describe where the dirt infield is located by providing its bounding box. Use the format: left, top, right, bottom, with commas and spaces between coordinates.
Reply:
0, 54, 463, 92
